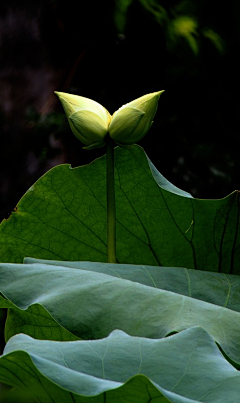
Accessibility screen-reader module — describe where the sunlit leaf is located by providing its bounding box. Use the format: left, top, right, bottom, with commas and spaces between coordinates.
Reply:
1, 262, 240, 364
24, 258, 240, 312
1, 327, 240, 403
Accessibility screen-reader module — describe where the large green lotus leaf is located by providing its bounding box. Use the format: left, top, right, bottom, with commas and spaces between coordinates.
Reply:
0, 146, 239, 272
1, 327, 240, 403
1, 263, 240, 364
25, 258, 240, 312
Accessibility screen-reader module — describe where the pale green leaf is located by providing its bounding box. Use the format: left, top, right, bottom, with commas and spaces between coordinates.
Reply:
1, 262, 240, 364
1, 327, 240, 402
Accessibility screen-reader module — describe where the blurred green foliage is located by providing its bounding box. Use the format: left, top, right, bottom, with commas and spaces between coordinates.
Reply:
114, 0, 224, 55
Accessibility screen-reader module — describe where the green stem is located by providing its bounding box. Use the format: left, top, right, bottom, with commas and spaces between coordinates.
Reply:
106, 136, 117, 263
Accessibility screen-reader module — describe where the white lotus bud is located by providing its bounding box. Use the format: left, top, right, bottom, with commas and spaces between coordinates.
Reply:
108, 91, 164, 147
55, 90, 164, 149
54, 92, 111, 149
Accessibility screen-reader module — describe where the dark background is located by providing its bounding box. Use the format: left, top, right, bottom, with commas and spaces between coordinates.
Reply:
0, 0, 240, 226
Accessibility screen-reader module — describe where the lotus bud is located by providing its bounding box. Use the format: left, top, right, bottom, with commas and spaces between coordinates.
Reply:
54, 92, 111, 149
108, 90, 164, 147
55, 90, 164, 149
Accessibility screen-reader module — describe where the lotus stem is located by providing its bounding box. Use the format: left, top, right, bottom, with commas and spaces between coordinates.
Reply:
106, 136, 117, 263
